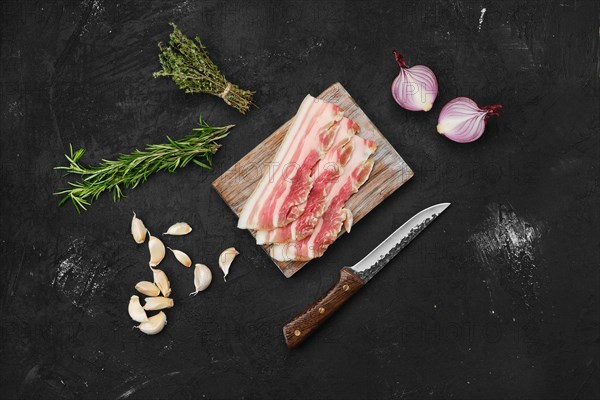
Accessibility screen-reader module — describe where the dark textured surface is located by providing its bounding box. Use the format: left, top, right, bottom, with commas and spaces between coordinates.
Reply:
354, 207, 443, 283
1, 0, 598, 399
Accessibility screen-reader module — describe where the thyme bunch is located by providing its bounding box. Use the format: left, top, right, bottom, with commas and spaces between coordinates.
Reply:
154, 23, 254, 114
55, 116, 233, 212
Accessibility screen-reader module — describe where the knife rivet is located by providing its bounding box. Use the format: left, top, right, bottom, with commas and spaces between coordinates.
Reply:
294, 329, 301, 336
318, 307, 325, 314
343, 284, 350, 292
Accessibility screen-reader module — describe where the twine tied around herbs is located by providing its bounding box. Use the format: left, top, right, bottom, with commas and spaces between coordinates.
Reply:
220, 82, 232, 105
154, 23, 254, 114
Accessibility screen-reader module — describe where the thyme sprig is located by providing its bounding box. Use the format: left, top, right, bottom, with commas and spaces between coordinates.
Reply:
154, 23, 254, 114
54, 116, 233, 213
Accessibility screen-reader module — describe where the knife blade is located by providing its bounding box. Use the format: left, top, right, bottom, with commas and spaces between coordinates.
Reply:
282, 203, 450, 348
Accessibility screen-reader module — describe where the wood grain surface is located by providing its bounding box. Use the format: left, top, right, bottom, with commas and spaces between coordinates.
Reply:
282, 267, 365, 348
212, 82, 413, 277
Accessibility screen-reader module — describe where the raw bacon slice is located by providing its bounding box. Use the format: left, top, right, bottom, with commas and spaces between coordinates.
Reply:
255, 117, 359, 245
237, 95, 343, 230
270, 136, 377, 261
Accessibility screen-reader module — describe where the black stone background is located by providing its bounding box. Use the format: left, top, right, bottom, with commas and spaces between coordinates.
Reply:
1, 0, 599, 399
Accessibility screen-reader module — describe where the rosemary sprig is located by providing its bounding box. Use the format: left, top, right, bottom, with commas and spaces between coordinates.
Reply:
153, 23, 254, 114
54, 116, 233, 213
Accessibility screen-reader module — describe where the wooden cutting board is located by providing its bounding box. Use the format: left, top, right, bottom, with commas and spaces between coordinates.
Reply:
212, 82, 413, 278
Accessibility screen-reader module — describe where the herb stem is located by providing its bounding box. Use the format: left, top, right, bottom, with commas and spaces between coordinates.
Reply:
153, 23, 254, 114
54, 116, 233, 212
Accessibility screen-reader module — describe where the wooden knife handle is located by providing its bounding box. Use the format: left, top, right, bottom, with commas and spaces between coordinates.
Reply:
283, 267, 365, 348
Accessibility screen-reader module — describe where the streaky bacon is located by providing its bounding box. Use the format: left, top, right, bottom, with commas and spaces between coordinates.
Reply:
269, 136, 377, 261
255, 117, 359, 245
237, 95, 343, 230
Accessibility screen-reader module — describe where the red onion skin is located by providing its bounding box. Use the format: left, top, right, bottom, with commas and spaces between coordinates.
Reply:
391, 50, 438, 112
437, 97, 502, 143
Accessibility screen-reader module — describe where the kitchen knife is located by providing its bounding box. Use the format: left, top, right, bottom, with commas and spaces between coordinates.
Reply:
282, 203, 450, 348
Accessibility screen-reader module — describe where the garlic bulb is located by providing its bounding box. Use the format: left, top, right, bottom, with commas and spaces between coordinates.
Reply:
143, 296, 174, 310
437, 97, 502, 143
219, 247, 239, 282
152, 268, 171, 297
163, 222, 192, 236
168, 247, 192, 268
131, 212, 147, 244
190, 263, 212, 296
391, 50, 438, 112
135, 311, 167, 335
148, 234, 166, 267
135, 281, 161, 297
128, 295, 148, 323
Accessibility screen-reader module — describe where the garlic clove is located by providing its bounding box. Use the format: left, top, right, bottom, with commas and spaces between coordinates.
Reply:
219, 247, 239, 282
152, 268, 171, 297
163, 222, 192, 236
135, 281, 161, 297
135, 311, 167, 335
190, 263, 212, 296
128, 295, 148, 323
131, 212, 147, 244
148, 234, 166, 267
143, 296, 174, 310
168, 247, 192, 268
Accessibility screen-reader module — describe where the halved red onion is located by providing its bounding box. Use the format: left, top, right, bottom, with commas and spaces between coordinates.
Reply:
391, 50, 438, 112
436, 97, 502, 143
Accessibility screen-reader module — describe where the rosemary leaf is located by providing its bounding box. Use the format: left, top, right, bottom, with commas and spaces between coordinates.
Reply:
154, 23, 254, 114
54, 116, 233, 213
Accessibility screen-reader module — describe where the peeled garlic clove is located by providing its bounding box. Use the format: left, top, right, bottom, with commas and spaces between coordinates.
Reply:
168, 247, 192, 268
148, 234, 165, 267
135, 311, 167, 335
190, 263, 212, 296
163, 222, 192, 236
152, 268, 171, 297
131, 212, 147, 244
128, 295, 148, 323
219, 247, 239, 282
143, 296, 174, 310
135, 281, 161, 297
